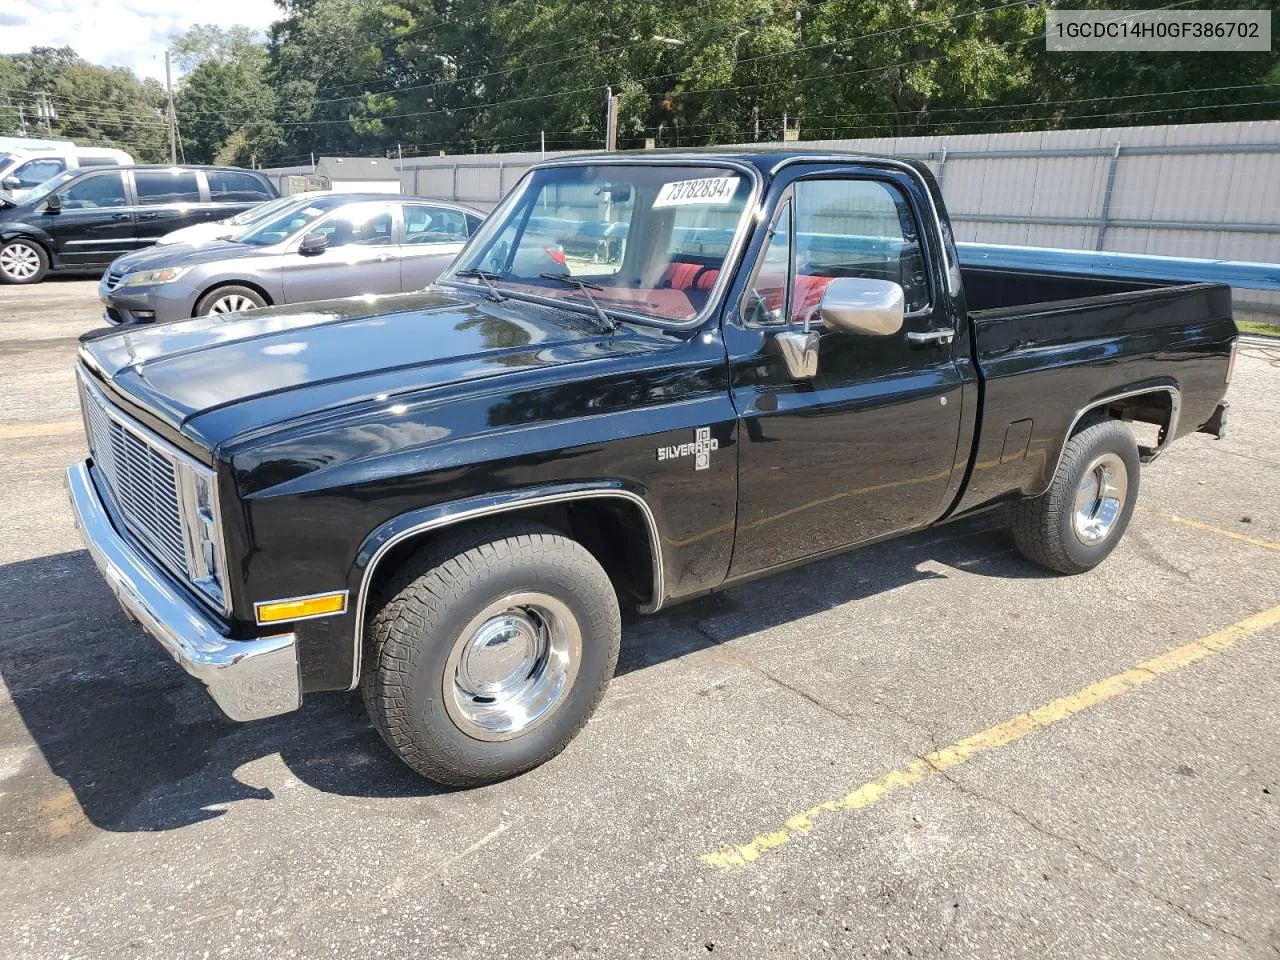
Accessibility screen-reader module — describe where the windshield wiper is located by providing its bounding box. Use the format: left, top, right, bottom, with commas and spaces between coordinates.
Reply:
538, 273, 619, 333
455, 268, 507, 303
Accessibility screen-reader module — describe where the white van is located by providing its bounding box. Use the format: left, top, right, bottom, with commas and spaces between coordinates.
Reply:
0, 146, 135, 202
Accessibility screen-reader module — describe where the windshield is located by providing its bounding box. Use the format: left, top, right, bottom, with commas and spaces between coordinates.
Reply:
235, 195, 347, 246
443, 163, 754, 325
21, 171, 78, 206
228, 194, 304, 228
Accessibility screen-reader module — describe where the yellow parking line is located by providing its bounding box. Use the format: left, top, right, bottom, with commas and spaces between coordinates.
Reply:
1164, 514, 1280, 553
0, 419, 81, 440
700, 603, 1280, 871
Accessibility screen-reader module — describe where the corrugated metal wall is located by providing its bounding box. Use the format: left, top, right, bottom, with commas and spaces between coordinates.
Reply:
259, 120, 1280, 316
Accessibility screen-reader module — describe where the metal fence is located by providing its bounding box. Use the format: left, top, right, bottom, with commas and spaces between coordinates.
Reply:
260, 120, 1280, 319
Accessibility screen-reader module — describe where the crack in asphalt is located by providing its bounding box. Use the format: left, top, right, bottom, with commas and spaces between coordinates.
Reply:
923, 756, 1252, 948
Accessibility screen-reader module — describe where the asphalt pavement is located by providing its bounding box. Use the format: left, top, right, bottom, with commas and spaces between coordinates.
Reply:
1, 280, 1278, 959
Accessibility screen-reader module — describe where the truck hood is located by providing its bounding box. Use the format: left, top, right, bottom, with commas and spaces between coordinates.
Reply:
79, 289, 666, 450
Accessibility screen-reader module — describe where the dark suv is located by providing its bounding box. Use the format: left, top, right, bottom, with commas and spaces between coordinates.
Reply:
0, 164, 278, 284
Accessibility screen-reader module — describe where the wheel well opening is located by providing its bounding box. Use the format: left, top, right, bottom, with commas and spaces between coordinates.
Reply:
362, 498, 657, 619
193, 280, 274, 316
1086, 390, 1175, 451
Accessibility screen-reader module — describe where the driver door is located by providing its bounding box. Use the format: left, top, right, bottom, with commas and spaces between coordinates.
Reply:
724, 167, 965, 577
45, 170, 136, 268
281, 202, 401, 302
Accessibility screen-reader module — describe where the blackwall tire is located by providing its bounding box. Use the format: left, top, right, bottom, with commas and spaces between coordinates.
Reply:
0, 239, 49, 285
1013, 417, 1141, 575
195, 285, 267, 316
363, 520, 621, 786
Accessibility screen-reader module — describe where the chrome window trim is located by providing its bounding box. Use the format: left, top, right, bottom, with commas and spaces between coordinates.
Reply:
348, 488, 665, 691
1034, 385, 1181, 497
255, 590, 351, 626
438, 157, 764, 331
770, 155, 961, 298
77, 366, 232, 617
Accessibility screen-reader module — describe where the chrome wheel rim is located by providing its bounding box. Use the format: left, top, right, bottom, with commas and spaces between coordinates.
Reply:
0, 243, 39, 280
443, 592, 581, 741
1072, 452, 1128, 546
206, 293, 258, 315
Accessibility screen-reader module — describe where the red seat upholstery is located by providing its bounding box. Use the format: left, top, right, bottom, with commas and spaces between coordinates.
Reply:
660, 262, 705, 290
791, 275, 834, 323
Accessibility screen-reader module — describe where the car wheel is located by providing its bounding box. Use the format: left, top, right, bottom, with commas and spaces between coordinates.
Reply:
0, 239, 49, 285
1012, 417, 1141, 574
363, 520, 621, 786
195, 285, 267, 316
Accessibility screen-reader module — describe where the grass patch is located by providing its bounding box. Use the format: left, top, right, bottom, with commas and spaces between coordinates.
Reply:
1238, 320, 1280, 338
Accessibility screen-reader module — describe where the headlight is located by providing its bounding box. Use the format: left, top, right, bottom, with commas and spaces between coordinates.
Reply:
122, 266, 190, 286
178, 464, 229, 613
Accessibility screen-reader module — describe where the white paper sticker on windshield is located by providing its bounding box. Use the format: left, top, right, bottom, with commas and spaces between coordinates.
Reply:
302, 206, 323, 216
652, 176, 740, 208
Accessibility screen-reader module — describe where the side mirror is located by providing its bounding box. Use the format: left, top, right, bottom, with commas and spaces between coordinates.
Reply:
818, 278, 904, 336
44, 193, 61, 213
1, 176, 20, 191
776, 278, 906, 381
298, 231, 328, 256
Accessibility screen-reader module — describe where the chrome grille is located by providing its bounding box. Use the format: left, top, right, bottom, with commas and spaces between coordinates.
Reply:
79, 376, 189, 579
103, 271, 125, 291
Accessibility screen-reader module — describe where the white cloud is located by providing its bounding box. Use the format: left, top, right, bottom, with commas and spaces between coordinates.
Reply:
0, 0, 280, 82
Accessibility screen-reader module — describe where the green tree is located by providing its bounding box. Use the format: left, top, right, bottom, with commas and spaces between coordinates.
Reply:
0, 47, 168, 160
173, 25, 281, 166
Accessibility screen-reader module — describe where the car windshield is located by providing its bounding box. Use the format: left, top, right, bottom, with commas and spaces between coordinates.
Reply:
228, 194, 304, 228
235, 196, 347, 246
21, 171, 78, 205
442, 163, 754, 325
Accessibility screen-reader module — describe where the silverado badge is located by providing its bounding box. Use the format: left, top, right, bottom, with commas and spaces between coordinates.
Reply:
657, 427, 719, 471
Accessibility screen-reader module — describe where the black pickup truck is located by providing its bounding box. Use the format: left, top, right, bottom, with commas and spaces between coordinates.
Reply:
67, 150, 1235, 785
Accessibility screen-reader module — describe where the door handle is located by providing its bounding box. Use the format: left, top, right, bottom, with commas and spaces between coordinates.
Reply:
374, 253, 394, 262
112, 213, 131, 221
138, 212, 159, 220
906, 329, 955, 347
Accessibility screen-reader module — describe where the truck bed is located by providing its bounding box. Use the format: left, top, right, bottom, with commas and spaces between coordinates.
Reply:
951, 267, 1235, 516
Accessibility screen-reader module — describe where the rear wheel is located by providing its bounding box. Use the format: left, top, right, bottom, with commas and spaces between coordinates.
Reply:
195, 285, 266, 316
363, 520, 621, 786
1013, 417, 1140, 574
0, 239, 49, 284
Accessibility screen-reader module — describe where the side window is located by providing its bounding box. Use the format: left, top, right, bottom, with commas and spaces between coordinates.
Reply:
314, 207, 394, 247
743, 202, 792, 326
465, 214, 484, 235
13, 158, 66, 188
403, 204, 468, 243
134, 170, 201, 205
208, 170, 272, 203
793, 179, 930, 318
59, 172, 127, 209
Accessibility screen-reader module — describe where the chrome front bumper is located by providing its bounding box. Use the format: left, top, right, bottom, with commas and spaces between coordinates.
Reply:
65, 462, 301, 722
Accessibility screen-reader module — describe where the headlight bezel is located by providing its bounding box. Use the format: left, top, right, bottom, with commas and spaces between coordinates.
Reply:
121, 266, 191, 287
176, 463, 231, 615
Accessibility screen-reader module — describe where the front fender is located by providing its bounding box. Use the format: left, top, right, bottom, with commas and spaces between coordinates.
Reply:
0, 222, 51, 247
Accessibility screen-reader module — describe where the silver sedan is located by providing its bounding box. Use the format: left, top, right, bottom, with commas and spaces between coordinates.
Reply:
99, 193, 485, 324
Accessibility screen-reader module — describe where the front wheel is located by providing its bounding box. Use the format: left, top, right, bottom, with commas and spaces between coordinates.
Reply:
195, 284, 267, 316
363, 521, 621, 786
1013, 417, 1140, 574
0, 238, 49, 284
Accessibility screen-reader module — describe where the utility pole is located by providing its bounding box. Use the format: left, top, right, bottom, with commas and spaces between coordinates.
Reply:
540, 130, 546, 155
605, 87, 619, 152
39, 92, 54, 135
165, 50, 177, 164
781, 111, 787, 144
